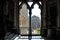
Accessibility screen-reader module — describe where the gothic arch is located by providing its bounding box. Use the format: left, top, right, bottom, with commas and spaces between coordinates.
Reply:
19, 0, 42, 36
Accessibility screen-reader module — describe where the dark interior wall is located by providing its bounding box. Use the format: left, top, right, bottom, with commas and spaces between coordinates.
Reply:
5, 0, 14, 32
46, 0, 57, 28
46, 0, 58, 38
50, 6, 57, 28
0, 0, 6, 39
49, 5, 57, 38
0, 0, 15, 39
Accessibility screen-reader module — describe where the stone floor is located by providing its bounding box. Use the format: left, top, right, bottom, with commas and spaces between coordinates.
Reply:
14, 35, 58, 40
4, 33, 58, 40
14, 35, 45, 40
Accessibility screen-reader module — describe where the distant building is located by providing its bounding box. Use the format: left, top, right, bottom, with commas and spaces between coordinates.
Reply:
19, 4, 29, 34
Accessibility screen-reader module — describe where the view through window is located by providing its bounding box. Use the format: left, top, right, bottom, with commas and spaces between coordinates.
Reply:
19, 4, 29, 35
19, 2, 41, 35
31, 4, 41, 35
18, 2, 44, 40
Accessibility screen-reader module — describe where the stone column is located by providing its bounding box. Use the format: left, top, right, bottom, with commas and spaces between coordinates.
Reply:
41, 0, 47, 37
13, 0, 19, 34
56, 0, 60, 39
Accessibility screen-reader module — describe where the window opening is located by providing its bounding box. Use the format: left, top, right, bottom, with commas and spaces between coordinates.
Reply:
19, 3, 29, 35
31, 4, 41, 35
18, 1, 43, 40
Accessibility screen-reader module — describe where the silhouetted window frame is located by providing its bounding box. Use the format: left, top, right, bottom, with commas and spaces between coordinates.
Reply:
19, 0, 42, 36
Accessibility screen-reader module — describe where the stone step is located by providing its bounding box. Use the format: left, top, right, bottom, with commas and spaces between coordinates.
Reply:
14, 35, 44, 40
11, 34, 18, 40
7, 33, 14, 39
4, 32, 11, 39
5, 33, 14, 40
6, 32, 11, 36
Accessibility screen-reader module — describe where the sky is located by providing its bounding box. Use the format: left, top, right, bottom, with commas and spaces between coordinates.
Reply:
28, 2, 41, 19
19, 2, 41, 19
